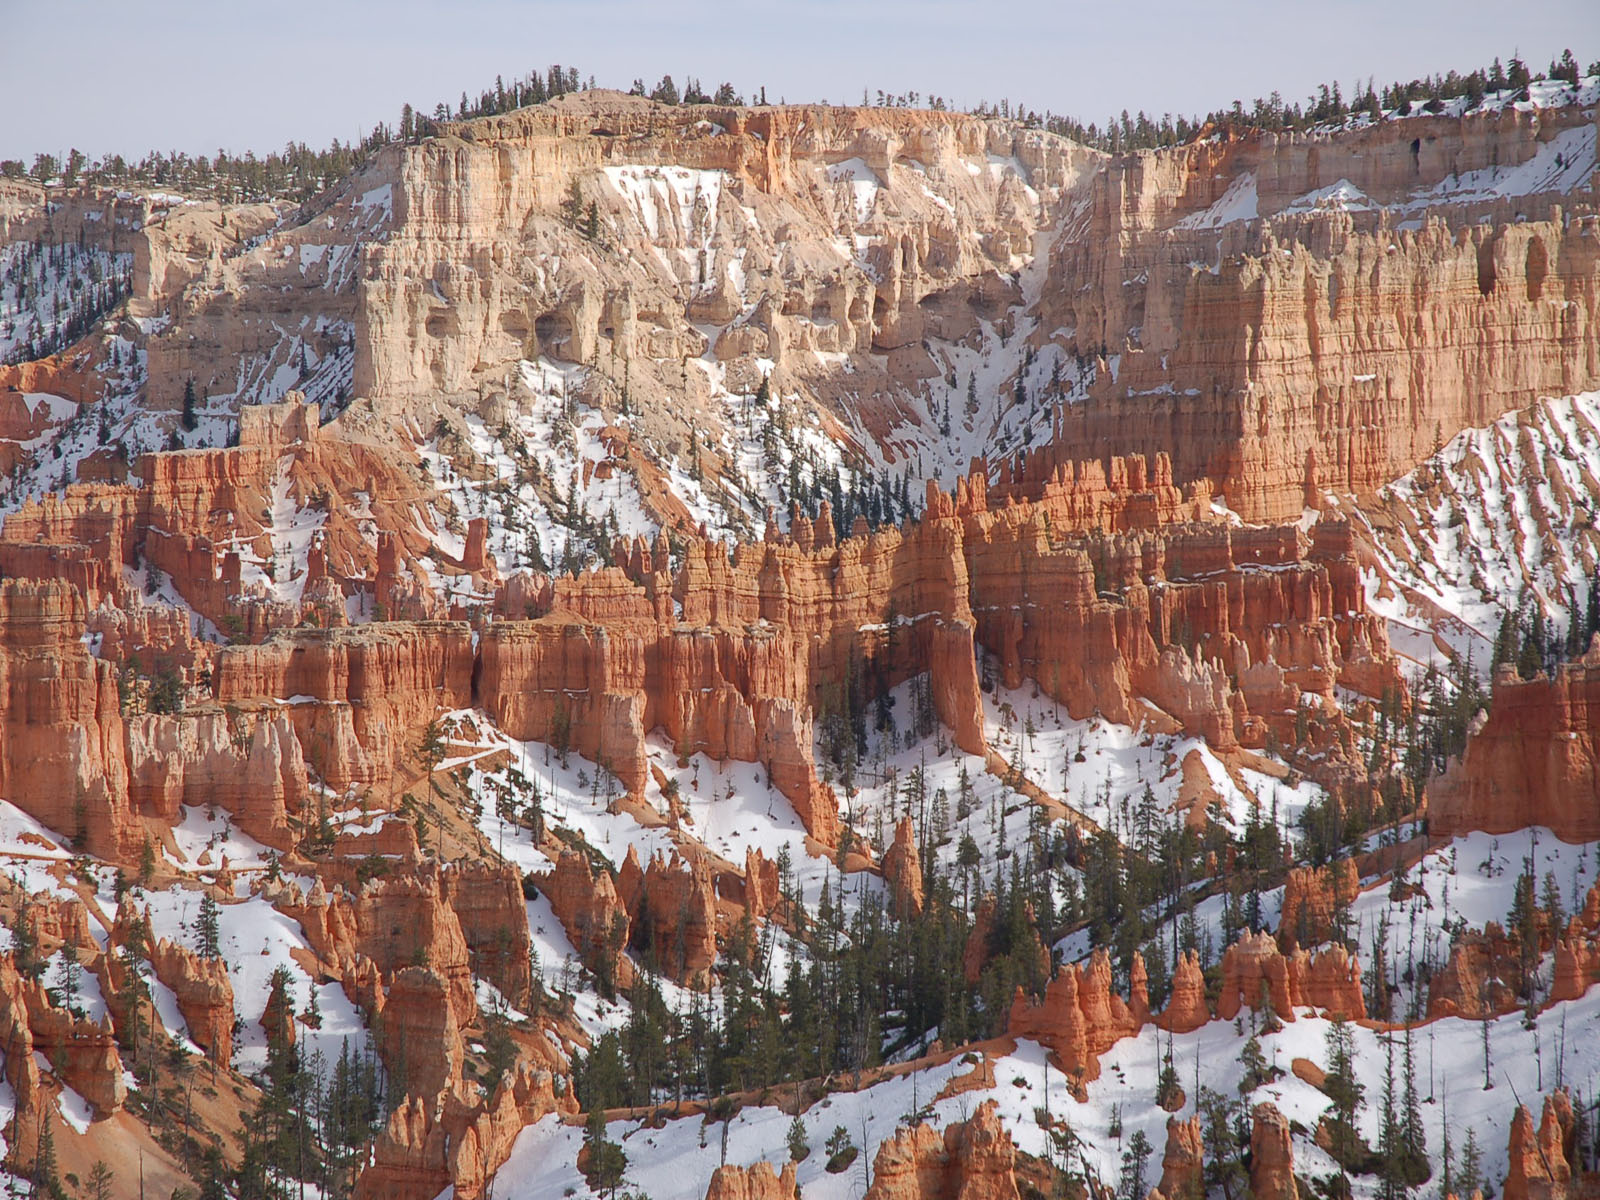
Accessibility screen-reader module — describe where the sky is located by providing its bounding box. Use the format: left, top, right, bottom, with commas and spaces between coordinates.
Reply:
0, 0, 1592, 162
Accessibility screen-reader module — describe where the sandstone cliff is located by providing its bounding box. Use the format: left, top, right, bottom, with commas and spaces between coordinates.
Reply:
1040, 103, 1600, 521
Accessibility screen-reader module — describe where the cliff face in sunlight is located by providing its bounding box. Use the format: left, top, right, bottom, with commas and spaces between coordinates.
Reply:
0, 79, 1596, 1200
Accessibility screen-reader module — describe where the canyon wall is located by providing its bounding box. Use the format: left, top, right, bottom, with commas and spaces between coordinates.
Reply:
1041, 103, 1600, 521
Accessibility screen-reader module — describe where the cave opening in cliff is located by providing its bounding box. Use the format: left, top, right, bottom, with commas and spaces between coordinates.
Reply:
1526, 236, 1549, 302
425, 309, 460, 339
534, 311, 574, 359
1477, 237, 1498, 296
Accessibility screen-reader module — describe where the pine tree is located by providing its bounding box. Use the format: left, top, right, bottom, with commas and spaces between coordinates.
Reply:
583, 1107, 628, 1197
1239, 1033, 1271, 1093
1493, 608, 1518, 667
1378, 1036, 1403, 1200
1324, 1017, 1364, 1178
787, 1109, 809, 1161
1439, 1093, 1454, 1199
1481, 1006, 1493, 1089
1518, 604, 1547, 678
483, 1005, 516, 1089
1156, 1039, 1182, 1108
116, 913, 153, 1077
12, 908, 42, 981
32, 1114, 64, 1200
651, 75, 681, 106
58, 936, 81, 1008
1120, 1130, 1153, 1200
1199, 1087, 1246, 1200
85, 1160, 114, 1200
195, 891, 221, 959
1399, 1026, 1427, 1187
1366, 920, 1392, 1020
1458, 1127, 1484, 1197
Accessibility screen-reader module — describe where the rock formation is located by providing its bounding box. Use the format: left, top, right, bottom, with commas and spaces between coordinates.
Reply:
742, 848, 781, 920
703, 1162, 800, 1200
354, 1062, 577, 1200
1504, 1092, 1577, 1200
1159, 1114, 1204, 1200
1038, 104, 1600, 522
882, 816, 926, 918
538, 850, 634, 991
1427, 935, 1519, 1020
1250, 1102, 1298, 1200
277, 860, 483, 1029
379, 966, 465, 1099
1551, 932, 1600, 1004
1277, 859, 1359, 951
126, 708, 310, 848
863, 1100, 1020, 1200
0, 955, 125, 1117
215, 618, 475, 792
1158, 950, 1210, 1033
149, 936, 235, 1064
1432, 645, 1600, 843
0, 579, 137, 859
1215, 932, 1364, 1022
1007, 949, 1142, 1090
0, 79, 1595, 1200
628, 849, 719, 985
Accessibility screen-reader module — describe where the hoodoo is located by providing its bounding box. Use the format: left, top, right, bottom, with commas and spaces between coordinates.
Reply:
0, 33, 1595, 1200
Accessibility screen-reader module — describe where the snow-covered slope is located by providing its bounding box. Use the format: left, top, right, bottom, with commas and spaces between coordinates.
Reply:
1355, 391, 1600, 674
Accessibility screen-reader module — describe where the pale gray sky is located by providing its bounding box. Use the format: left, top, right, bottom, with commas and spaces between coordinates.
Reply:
0, 0, 1592, 162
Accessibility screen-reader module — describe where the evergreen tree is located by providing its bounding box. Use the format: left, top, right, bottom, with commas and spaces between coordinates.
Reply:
195, 891, 221, 959
32, 1114, 64, 1200
1199, 1087, 1246, 1200
1120, 1130, 1153, 1200
57, 937, 81, 1009
12, 908, 42, 981
116, 914, 153, 1076
1156, 1039, 1182, 1108
483, 1005, 516, 1089
1493, 608, 1518, 668
1518, 603, 1547, 678
1399, 1026, 1428, 1187
85, 1160, 115, 1200
1458, 1128, 1483, 1197
1239, 1033, 1271, 1093
1324, 1018, 1365, 1176
583, 1107, 628, 1197
1378, 1036, 1403, 1200
787, 1110, 809, 1162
